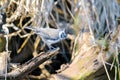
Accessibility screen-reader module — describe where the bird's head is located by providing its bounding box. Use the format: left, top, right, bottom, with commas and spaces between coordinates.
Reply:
59, 29, 67, 40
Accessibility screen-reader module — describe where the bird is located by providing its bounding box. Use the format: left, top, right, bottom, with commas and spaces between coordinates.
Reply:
24, 27, 68, 49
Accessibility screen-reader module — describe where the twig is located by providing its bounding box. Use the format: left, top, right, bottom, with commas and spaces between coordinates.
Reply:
0, 0, 10, 12
2, 24, 10, 80
0, 48, 60, 79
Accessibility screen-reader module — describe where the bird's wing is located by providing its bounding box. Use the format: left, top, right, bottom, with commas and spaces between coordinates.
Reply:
35, 28, 60, 39
25, 27, 62, 39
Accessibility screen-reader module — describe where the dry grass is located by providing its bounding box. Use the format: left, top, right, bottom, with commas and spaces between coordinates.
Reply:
0, 0, 120, 80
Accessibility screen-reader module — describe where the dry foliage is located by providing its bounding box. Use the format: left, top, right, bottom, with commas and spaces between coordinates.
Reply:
0, 0, 120, 80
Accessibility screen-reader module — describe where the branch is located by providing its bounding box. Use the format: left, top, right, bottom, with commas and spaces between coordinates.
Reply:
0, 48, 59, 79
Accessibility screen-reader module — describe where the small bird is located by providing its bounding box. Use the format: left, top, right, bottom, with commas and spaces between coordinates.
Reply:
25, 27, 67, 49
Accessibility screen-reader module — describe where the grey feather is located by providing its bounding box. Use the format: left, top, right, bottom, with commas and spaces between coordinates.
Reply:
25, 27, 67, 49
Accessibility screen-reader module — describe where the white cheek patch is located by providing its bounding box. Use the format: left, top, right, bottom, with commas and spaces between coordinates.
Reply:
59, 30, 67, 40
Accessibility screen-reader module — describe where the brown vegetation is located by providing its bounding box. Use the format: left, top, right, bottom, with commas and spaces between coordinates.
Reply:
0, 0, 120, 80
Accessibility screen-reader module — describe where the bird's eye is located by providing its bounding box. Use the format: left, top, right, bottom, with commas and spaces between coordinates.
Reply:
60, 32, 67, 39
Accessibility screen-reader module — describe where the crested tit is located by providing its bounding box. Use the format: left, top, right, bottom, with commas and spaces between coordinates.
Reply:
25, 27, 67, 49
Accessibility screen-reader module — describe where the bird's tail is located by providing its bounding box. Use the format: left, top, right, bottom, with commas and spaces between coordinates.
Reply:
24, 26, 41, 34
24, 26, 35, 31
